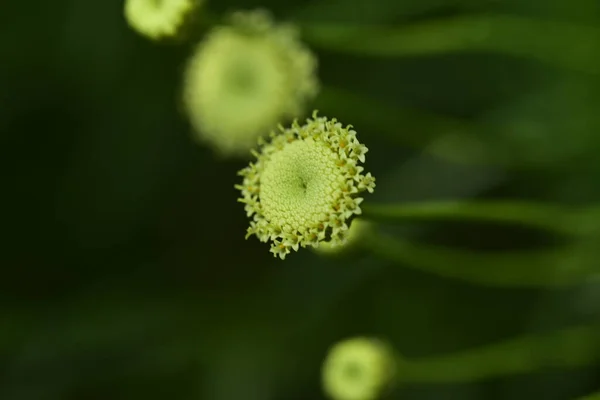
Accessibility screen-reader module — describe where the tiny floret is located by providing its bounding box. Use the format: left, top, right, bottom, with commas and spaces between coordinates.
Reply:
322, 337, 396, 400
183, 9, 319, 156
236, 111, 376, 259
124, 0, 199, 40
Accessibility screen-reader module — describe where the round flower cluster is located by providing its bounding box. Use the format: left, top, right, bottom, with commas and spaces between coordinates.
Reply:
124, 0, 199, 40
182, 9, 319, 156
322, 337, 396, 400
236, 111, 376, 259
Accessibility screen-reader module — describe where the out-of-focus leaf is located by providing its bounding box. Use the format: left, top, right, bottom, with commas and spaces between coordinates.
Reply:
302, 15, 600, 75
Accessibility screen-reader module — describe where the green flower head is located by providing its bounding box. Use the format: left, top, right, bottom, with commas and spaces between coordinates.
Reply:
322, 337, 396, 400
124, 0, 200, 40
182, 9, 319, 156
236, 111, 376, 260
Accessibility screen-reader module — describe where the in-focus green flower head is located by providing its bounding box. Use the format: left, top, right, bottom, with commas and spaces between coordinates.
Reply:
124, 0, 201, 40
322, 337, 396, 400
236, 111, 376, 260
182, 9, 319, 156
315, 218, 371, 256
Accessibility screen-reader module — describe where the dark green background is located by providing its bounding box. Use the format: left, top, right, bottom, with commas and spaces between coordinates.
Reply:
1, 0, 599, 399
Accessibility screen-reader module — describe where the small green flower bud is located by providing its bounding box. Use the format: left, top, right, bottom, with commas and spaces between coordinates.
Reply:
236, 111, 376, 259
183, 9, 319, 156
124, 0, 200, 40
322, 337, 396, 400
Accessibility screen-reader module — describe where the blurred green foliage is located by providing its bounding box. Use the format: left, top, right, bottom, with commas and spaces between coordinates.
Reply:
1, 0, 599, 399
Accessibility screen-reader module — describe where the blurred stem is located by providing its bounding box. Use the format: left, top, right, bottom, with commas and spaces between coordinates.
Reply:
301, 14, 600, 75
362, 231, 596, 287
362, 201, 600, 237
401, 324, 600, 383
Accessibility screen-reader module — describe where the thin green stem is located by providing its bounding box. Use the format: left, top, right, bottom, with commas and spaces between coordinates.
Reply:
363, 231, 597, 287
301, 14, 600, 75
362, 201, 600, 237
400, 324, 600, 383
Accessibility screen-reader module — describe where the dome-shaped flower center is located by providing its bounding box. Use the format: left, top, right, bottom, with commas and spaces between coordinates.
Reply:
225, 61, 258, 94
125, 0, 198, 40
259, 138, 344, 231
182, 10, 319, 156
236, 112, 375, 259
224, 39, 285, 101
191, 34, 288, 134
322, 338, 395, 400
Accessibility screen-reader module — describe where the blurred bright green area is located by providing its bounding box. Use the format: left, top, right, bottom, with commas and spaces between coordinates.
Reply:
1, 0, 599, 399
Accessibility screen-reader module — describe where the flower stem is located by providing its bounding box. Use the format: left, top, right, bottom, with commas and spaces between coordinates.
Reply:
362, 201, 600, 237
300, 14, 600, 75
362, 231, 596, 287
400, 324, 600, 384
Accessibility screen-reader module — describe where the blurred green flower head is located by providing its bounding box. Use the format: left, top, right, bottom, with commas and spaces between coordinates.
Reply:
182, 9, 319, 156
236, 111, 375, 259
322, 337, 396, 400
124, 0, 200, 40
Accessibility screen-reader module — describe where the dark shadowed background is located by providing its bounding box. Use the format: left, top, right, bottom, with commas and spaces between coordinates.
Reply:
1, 0, 599, 399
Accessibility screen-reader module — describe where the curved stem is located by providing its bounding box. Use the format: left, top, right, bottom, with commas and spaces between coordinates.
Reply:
363, 231, 596, 287
300, 14, 600, 75
400, 324, 600, 383
362, 201, 600, 237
